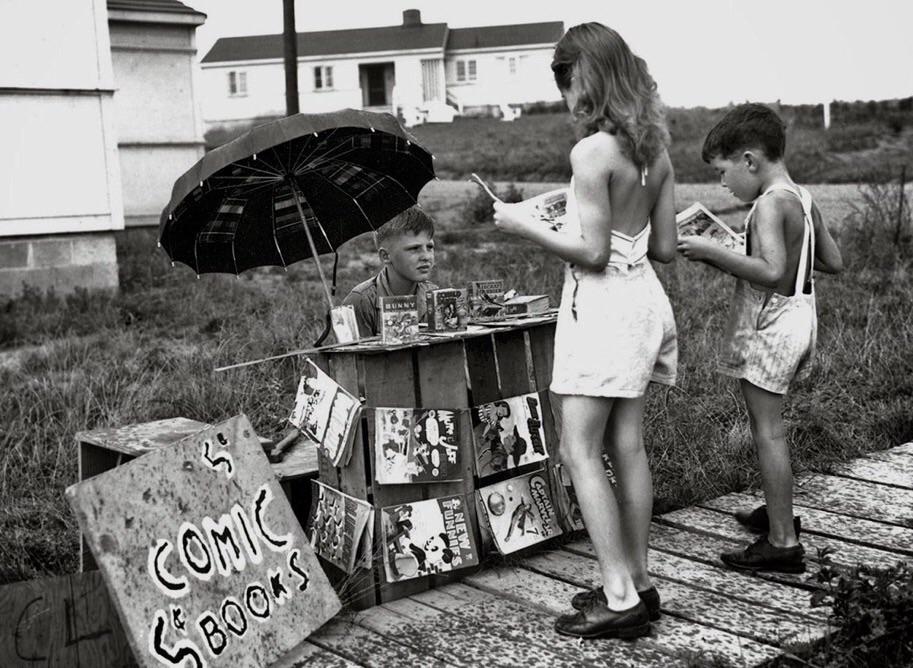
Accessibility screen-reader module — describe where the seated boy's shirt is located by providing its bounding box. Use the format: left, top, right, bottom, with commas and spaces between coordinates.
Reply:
342, 266, 438, 337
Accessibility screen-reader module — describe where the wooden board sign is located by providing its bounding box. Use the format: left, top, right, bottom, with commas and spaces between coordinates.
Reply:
66, 414, 341, 668
0, 570, 135, 667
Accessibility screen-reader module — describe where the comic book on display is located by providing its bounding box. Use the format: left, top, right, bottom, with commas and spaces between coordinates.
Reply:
472, 392, 549, 477
468, 279, 505, 320
330, 304, 360, 343
373, 407, 463, 484
553, 455, 616, 532
379, 295, 421, 344
426, 288, 468, 332
676, 202, 745, 251
477, 469, 562, 554
381, 495, 479, 583
306, 480, 374, 573
288, 358, 362, 466
501, 294, 550, 316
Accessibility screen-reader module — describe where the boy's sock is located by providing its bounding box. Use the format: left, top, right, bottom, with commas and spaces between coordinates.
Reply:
734, 504, 802, 538
720, 535, 805, 574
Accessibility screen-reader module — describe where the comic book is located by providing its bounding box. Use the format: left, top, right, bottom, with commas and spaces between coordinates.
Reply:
468, 279, 505, 320
477, 469, 562, 554
472, 392, 549, 477
676, 202, 745, 251
552, 455, 616, 532
306, 480, 374, 573
426, 288, 468, 332
379, 295, 421, 344
373, 407, 463, 484
330, 304, 360, 344
501, 294, 550, 316
469, 174, 568, 231
381, 495, 478, 582
288, 358, 362, 466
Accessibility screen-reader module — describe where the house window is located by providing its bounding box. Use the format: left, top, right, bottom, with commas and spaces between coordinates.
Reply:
508, 57, 517, 75
228, 71, 247, 97
456, 59, 477, 82
314, 66, 334, 90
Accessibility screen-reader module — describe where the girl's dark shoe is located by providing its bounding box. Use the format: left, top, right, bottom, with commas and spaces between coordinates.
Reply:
570, 586, 661, 621
734, 504, 802, 537
720, 534, 806, 574
555, 598, 651, 640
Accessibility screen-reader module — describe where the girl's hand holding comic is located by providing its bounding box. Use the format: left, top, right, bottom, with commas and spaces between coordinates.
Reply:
677, 236, 718, 262
492, 201, 534, 238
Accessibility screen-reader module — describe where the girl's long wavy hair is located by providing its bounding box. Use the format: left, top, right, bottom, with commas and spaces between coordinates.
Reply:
552, 23, 669, 169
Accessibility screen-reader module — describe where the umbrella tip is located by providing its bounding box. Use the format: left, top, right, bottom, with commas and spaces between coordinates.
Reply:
196, 274, 201, 280
156, 241, 161, 248
253, 153, 257, 160
370, 127, 375, 132
171, 261, 175, 268
313, 132, 318, 137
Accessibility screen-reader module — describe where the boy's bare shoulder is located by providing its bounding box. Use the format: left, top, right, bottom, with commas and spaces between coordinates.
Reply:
756, 190, 805, 227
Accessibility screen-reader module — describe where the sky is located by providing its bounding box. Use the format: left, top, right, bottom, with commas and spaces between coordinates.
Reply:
189, 0, 913, 108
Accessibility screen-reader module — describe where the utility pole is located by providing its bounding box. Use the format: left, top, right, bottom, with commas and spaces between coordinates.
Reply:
283, 0, 299, 115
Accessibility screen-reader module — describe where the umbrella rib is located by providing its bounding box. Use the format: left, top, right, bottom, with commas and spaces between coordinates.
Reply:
228, 161, 284, 179
297, 189, 335, 254
299, 155, 418, 203
309, 169, 377, 232
293, 127, 341, 176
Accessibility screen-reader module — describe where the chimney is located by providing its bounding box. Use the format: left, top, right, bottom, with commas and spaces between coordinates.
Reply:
402, 9, 421, 27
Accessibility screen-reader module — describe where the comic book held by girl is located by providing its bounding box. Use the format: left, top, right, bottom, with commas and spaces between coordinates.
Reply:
472, 392, 549, 477
373, 407, 463, 484
477, 469, 562, 554
381, 495, 478, 583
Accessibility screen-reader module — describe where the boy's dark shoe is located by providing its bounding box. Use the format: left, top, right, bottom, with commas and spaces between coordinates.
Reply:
571, 586, 661, 621
734, 504, 802, 538
720, 535, 806, 574
555, 598, 651, 640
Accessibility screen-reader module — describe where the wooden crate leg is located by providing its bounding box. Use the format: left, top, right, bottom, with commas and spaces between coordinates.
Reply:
77, 443, 123, 571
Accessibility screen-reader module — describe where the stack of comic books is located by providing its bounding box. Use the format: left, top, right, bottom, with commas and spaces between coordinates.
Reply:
676, 202, 745, 251
381, 495, 479, 582
306, 480, 375, 573
373, 408, 463, 484
501, 294, 550, 316
477, 469, 562, 554
426, 288, 468, 332
378, 295, 421, 344
472, 392, 549, 477
288, 358, 362, 466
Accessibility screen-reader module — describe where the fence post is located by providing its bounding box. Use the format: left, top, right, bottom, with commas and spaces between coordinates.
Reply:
896, 164, 907, 247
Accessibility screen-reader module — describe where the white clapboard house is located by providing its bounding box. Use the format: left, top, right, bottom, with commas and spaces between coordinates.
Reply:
200, 10, 563, 130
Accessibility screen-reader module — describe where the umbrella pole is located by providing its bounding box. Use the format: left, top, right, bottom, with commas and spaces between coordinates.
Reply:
288, 179, 334, 308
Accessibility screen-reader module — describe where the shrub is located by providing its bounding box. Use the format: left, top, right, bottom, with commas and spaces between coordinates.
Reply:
461, 182, 525, 224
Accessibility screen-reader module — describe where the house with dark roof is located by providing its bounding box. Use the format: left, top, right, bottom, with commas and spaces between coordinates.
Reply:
199, 10, 563, 129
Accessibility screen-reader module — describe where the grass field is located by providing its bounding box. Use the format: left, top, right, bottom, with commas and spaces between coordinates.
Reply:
2, 178, 911, 586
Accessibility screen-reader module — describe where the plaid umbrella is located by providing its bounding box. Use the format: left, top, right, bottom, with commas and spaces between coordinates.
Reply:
158, 109, 435, 307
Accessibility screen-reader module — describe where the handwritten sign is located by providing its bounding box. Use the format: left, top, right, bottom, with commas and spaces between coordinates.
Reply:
66, 414, 340, 668
0, 570, 135, 667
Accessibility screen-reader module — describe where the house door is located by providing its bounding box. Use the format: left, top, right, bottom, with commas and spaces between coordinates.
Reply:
360, 63, 390, 107
421, 59, 443, 103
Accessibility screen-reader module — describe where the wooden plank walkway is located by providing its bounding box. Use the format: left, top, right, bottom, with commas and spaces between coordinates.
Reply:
283, 444, 913, 668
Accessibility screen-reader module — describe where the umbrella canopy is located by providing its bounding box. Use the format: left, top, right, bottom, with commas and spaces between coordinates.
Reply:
158, 109, 435, 287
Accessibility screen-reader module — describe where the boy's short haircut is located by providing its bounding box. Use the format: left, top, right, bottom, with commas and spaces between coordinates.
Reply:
701, 103, 787, 163
374, 206, 435, 250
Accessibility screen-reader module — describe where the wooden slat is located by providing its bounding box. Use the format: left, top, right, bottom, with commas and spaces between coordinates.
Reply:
891, 442, 913, 455
793, 473, 913, 527
866, 448, 913, 468
820, 454, 913, 490
493, 329, 533, 396
75, 417, 207, 456
658, 506, 907, 569
562, 538, 827, 621
463, 335, 501, 405
464, 564, 780, 666
701, 491, 913, 557
310, 617, 455, 668
517, 550, 824, 648
274, 640, 365, 668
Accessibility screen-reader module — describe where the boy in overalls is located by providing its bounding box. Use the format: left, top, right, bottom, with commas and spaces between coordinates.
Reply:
678, 104, 843, 573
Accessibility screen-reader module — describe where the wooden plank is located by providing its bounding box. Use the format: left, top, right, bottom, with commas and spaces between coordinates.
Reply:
820, 454, 913, 490
890, 442, 913, 455
274, 640, 364, 668
516, 549, 824, 648
77, 443, 123, 571
412, 585, 677, 668
493, 329, 533, 396
0, 570, 136, 668
562, 538, 827, 621
360, 350, 428, 604
701, 491, 913, 557
658, 506, 907, 570
793, 473, 913, 527
866, 448, 913, 469
464, 565, 780, 666
310, 618, 454, 668
75, 417, 207, 457
463, 334, 501, 405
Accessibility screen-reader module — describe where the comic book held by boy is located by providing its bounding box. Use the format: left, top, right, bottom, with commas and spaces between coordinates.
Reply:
676, 202, 745, 251
472, 392, 549, 477
288, 358, 362, 466
426, 288, 468, 332
373, 407, 463, 484
378, 295, 421, 344
306, 480, 374, 573
477, 469, 562, 554
381, 495, 478, 583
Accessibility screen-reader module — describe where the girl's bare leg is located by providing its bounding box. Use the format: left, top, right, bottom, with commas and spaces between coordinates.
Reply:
561, 395, 640, 610
604, 395, 654, 591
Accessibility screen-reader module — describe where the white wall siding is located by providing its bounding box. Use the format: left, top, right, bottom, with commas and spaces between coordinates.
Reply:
445, 47, 560, 108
